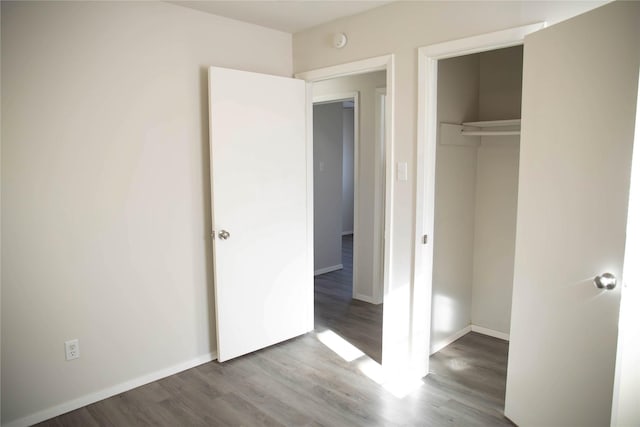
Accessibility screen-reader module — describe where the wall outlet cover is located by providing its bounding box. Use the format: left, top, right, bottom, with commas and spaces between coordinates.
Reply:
65, 339, 80, 361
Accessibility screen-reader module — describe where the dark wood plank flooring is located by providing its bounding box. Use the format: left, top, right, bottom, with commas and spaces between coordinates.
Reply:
36, 234, 513, 426
314, 234, 383, 363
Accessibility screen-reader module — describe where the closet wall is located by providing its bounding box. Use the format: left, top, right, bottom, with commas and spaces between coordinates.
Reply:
472, 47, 522, 336
431, 54, 480, 351
431, 46, 522, 353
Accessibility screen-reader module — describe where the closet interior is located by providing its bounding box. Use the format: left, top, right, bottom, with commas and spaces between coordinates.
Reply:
431, 45, 523, 353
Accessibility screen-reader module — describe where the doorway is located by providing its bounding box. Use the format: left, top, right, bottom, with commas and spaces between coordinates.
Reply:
411, 23, 544, 378
422, 44, 524, 416
311, 71, 386, 364
431, 45, 522, 354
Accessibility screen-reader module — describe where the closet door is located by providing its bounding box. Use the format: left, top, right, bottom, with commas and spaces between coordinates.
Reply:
505, 2, 639, 426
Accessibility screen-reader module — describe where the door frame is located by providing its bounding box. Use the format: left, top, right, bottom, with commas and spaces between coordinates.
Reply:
413, 23, 545, 376
296, 54, 394, 354
374, 87, 387, 302
312, 92, 361, 300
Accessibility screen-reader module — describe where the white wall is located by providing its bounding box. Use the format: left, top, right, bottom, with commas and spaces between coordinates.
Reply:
431, 54, 479, 351
293, 0, 603, 369
313, 71, 386, 303
313, 102, 344, 273
0, 1, 291, 424
342, 107, 355, 234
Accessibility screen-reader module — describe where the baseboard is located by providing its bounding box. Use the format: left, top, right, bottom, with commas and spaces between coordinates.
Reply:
353, 293, 383, 305
3, 351, 218, 427
314, 264, 343, 276
341, 231, 353, 236
471, 324, 510, 341
429, 324, 510, 355
430, 326, 472, 355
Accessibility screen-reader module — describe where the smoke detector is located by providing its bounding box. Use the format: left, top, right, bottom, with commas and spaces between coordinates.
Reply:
333, 33, 347, 49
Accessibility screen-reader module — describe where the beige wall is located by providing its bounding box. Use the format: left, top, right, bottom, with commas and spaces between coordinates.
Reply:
313, 102, 344, 273
342, 107, 355, 235
294, 0, 602, 367
471, 46, 522, 335
312, 71, 386, 303
478, 47, 523, 120
471, 137, 520, 334
1, 1, 291, 424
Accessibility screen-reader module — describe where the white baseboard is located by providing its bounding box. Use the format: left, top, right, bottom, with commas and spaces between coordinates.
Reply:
341, 231, 353, 236
3, 352, 218, 427
314, 264, 343, 276
430, 326, 471, 355
471, 324, 510, 341
353, 293, 383, 305
429, 324, 510, 355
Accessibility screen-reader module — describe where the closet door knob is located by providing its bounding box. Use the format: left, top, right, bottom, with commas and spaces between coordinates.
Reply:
593, 272, 617, 290
218, 230, 230, 240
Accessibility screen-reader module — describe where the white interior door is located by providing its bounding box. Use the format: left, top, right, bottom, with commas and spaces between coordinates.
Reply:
505, 3, 640, 426
208, 67, 312, 362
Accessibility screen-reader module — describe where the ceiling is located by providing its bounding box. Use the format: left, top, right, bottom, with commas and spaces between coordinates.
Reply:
171, 1, 394, 33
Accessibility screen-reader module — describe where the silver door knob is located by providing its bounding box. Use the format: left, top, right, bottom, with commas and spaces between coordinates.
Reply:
594, 272, 617, 290
218, 230, 230, 240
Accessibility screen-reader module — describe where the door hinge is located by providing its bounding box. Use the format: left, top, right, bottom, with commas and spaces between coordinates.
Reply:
422, 234, 428, 245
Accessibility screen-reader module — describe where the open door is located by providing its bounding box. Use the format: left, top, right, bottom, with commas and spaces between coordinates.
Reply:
208, 67, 312, 362
505, 3, 640, 426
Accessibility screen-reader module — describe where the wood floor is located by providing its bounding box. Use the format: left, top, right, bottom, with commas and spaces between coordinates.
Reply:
37, 236, 513, 426
314, 234, 383, 363
37, 333, 512, 427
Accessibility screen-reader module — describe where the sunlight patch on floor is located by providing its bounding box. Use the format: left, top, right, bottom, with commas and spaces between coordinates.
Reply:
316, 329, 424, 399
358, 358, 424, 399
445, 358, 470, 371
316, 330, 365, 362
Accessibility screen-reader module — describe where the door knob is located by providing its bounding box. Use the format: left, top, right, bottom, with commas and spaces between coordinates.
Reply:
218, 230, 230, 240
594, 272, 617, 290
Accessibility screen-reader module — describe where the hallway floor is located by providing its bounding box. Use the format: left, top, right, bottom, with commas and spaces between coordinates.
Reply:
314, 234, 383, 363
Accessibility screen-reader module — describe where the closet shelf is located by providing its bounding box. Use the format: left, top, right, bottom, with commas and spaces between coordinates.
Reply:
462, 119, 521, 128
461, 130, 520, 136
461, 119, 521, 136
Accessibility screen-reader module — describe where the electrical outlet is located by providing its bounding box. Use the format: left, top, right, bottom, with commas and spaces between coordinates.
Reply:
65, 339, 80, 361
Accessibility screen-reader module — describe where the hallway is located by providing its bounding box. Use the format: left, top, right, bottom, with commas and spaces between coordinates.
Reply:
314, 234, 383, 363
